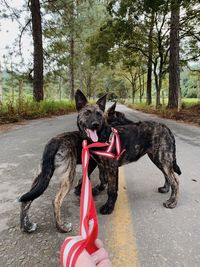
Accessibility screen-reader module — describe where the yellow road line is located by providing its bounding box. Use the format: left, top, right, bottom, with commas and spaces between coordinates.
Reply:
108, 167, 140, 267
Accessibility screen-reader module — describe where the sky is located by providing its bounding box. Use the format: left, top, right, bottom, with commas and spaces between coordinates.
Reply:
0, 0, 32, 69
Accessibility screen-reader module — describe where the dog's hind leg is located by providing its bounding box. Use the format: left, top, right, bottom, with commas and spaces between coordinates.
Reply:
20, 201, 37, 233
162, 168, 179, 208
74, 157, 97, 196
100, 161, 118, 215
92, 165, 107, 196
20, 172, 41, 233
53, 159, 76, 233
148, 153, 170, 193
148, 151, 179, 208
158, 176, 170, 193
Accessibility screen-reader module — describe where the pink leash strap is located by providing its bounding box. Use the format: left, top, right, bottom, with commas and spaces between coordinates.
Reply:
92, 128, 125, 160
60, 128, 125, 267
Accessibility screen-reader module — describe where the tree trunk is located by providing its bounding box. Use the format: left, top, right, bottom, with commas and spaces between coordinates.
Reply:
59, 76, 62, 101
168, 0, 181, 110
157, 61, 164, 107
139, 73, 143, 103
79, 63, 83, 92
131, 76, 137, 104
159, 60, 163, 92
158, 74, 162, 107
198, 72, 200, 99
0, 62, 3, 103
12, 86, 15, 102
156, 87, 161, 108
11, 66, 15, 102
146, 11, 154, 105
86, 73, 92, 99
162, 90, 165, 106
69, 1, 75, 100
30, 0, 44, 102
69, 35, 75, 100
18, 79, 23, 104
154, 68, 161, 107
132, 85, 136, 104
142, 74, 145, 102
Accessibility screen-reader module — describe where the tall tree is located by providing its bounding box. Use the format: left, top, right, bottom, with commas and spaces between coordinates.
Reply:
68, 0, 75, 100
30, 0, 44, 101
43, 0, 107, 99
168, 0, 181, 109
89, 0, 170, 105
153, 6, 170, 107
146, 11, 154, 105
0, 61, 2, 103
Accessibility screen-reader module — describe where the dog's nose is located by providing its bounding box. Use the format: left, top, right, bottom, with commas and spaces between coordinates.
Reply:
91, 122, 100, 129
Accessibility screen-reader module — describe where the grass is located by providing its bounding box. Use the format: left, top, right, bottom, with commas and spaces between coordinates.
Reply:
126, 98, 200, 126
181, 98, 200, 108
0, 96, 199, 126
0, 99, 76, 124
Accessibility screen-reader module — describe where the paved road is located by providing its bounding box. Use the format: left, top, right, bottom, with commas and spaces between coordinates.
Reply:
114, 105, 200, 267
0, 104, 200, 267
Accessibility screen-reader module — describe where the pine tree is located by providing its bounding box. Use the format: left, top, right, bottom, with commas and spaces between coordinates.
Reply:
30, 0, 44, 101
168, 0, 181, 109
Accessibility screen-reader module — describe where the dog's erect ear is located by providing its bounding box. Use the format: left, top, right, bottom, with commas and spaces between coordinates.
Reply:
75, 90, 88, 111
107, 101, 117, 115
96, 94, 107, 112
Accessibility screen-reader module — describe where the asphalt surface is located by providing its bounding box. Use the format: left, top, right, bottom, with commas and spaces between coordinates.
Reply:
0, 104, 200, 267
116, 105, 200, 267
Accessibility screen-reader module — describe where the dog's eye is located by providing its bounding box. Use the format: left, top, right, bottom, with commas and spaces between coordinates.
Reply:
84, 110, 91, 116
96, 111, 102, 117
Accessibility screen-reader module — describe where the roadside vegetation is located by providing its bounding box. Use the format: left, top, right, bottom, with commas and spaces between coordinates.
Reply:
0, 1, 200, 126
127, 99, 200, 126
0, 99, 75, 124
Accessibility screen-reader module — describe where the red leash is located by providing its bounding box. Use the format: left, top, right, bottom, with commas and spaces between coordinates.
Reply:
60, 128, 125, 267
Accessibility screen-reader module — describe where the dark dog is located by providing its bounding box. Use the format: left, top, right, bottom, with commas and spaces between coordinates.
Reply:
73, 101, 135, 195
75, 90, 181, 215
19, 94, 109, 233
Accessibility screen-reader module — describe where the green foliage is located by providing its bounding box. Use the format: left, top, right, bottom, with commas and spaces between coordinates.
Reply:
182, 98, 200, 107
126, 101, 150, 110
0, 98, 75, 124
41, 0, 109, 98
1, 0, 200, 112
181, 67, 200, 98
86, 0, 200, 106
86, 21, 115, 65
126, 97, 200, 125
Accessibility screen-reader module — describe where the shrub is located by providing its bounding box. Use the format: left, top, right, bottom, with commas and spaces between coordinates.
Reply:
0, 98, 75, 124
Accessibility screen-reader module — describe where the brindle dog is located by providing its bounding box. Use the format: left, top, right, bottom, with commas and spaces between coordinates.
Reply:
75, 90, 181, 215
19, 94, 107, 233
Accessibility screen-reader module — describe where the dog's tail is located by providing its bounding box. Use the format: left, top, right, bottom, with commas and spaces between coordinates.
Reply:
172, 133, 181, 175
173, 159, 181, 175
167, 126, 182, 176
19, 138, 61, 202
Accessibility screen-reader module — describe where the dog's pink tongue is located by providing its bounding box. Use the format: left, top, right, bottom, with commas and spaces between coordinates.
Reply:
86, 129, 98, 142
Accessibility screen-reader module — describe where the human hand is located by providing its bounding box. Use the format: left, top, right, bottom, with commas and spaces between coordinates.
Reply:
91, 239, 112, 267
75, 239, 112, 267
75, 249, 96, 267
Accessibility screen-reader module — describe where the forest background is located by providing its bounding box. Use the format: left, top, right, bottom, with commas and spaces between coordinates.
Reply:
0, 0, 199, 124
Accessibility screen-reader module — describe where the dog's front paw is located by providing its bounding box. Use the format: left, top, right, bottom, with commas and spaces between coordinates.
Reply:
163, 198, 177, 209
21, 222, 37, 233
56, 222, 72, 233
158, 186, 169, 193
92, 184, 105, 196
74, 184, 82, 196
100, 203, 114, 214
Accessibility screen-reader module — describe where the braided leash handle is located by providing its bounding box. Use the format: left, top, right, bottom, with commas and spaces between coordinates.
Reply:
60, 129, 124, 267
